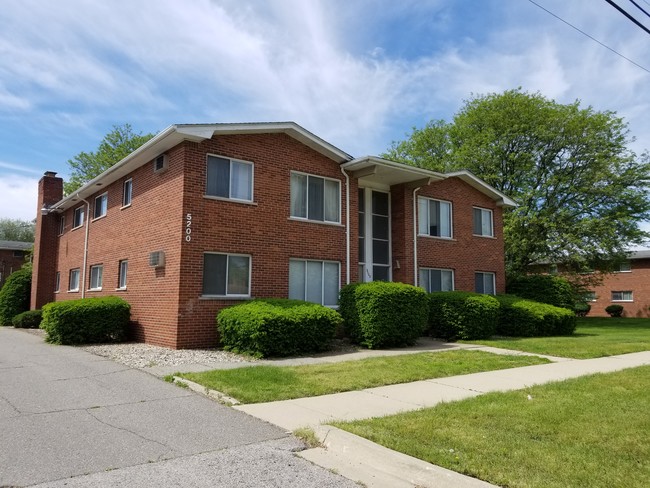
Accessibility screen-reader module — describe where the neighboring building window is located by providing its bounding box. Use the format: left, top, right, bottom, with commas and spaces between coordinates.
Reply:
473, 207, 494, 237
89, 265, 103, 290
617, 261, 631, 272
122, 179, 132, 207
206, 155, 253, 202
118, 260, 128, 289
475, 272, 496, 295
54, 271, 60, 293
73, 207, 85, 229
585, 291, 597, 302
611, 291, 633, 302
289, 259, 339, 306
58, 216, 65, 236
418, 197, 452, 238
419, 268, 454, 292
548, 264, 558, 274
69, 268, 80, 292
94, 193, 108, 219
13, 250, 24, 258
202, 253, 251, 296
290, 172, 340, 223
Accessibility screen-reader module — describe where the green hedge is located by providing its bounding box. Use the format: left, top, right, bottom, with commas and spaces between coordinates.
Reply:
217, 299, 341, 358
12, 309, 42, 328
0, 267, 32, 326
495, 295, 576, 337
506, 274, 576, 310
428, 291, 499, 341
40, 296, 130, 345
605, 304, 624, 317
340, 282, 428, 349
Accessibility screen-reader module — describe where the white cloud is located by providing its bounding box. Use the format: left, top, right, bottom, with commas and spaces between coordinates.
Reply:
0, 174, 39, 221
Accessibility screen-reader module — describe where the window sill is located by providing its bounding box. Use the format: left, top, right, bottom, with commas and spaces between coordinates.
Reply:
200, 295, 252, 301
67, 290, 80, 293
115, 287, 127, 291
472, 234, 496, 239
288, 217, 344, 227
120, 204, 132, 210
71, 225, 84, 231
91, 215, 106, 222
87, 288, 102, 292
418, 235, 456, 242
611, 300, 633, 303
203, 195, 257, 206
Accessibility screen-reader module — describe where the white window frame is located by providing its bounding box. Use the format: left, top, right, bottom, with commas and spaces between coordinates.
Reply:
89, 265, 103, 291
473, 207, 494, 237
93, 193, 108, 220
202, 252, 252, 298
122, 179, 132, 208
617, 262, 631, 273
290, 171, 341, 224
585, 291, 597, 302
419, 268, 454, 292
58, 216, 65, 236
117, 260, 128, 290
611, 291, 633, 302
289, 259, 340, 307
69, 268, 80, 292
54, 271, 60, 293
205, 154, 254, 203
73, 207, 85, 229
418, 196, 453, 239
475, 271, 496, 295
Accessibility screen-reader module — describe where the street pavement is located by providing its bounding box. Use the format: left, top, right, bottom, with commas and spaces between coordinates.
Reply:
0, 327, 358, 487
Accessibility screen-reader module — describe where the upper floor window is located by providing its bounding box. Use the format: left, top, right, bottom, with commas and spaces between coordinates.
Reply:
202, 252, 251, 297
473, 207, 494, 237
54, 271, 60, 293
89, 265, 103, 291
611, 290, 633, 302
58, 216, 65, 236
73, 206, 85, 229
617, 261, 631, 272
206, 155, 253, 202
289, 259, 339, 306
418, 197, 452, 238
94, 193, 108, 219
419, 268, 454, 292
290, 172, 340, 224
122, 179, 132, 207
118, 260, 128, 290
475, 271, 495, 295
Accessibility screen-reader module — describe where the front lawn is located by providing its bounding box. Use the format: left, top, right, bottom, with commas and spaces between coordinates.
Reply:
335, 365, 650, 488
462, 317, 650, 358
177, 350, 548, 403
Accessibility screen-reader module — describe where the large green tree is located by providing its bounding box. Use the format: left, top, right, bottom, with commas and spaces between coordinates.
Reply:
385, 89, 650, 275
65, 124, 154, 194
0, 218, 35, 242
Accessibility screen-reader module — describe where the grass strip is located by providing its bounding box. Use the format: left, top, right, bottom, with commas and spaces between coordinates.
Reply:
462, 317, 650, 358
334, 365, 650, 488
178, 350, 548, 403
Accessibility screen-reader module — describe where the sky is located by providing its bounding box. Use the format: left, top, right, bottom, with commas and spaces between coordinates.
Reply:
1, 0, 649, 222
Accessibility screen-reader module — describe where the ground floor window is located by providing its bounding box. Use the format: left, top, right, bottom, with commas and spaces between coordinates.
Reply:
475, 272, 495, 295
202, 253, 251, 297
419, 268, 454, 292
89, 265, 103, 291
54, 271, 60, 293
611, 290, 633, 302
289, 259, 339, 306
69, 268, 80, 292
118, 260, 128, 289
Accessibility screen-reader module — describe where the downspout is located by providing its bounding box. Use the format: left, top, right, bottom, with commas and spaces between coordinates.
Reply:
412, 186, 422, 286
78, 194, 91, 299
340, 166, 351, 285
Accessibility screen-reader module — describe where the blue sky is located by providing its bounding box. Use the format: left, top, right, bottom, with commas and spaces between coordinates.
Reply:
1, 0, 649, 221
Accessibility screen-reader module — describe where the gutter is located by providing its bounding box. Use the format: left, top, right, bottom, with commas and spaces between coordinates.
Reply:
78, 194, 91, 299
340, 166, 351, 285
412, 186, 421, 286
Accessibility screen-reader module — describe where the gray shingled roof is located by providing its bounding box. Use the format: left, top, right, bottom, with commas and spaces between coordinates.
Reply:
0, 240, 33, 251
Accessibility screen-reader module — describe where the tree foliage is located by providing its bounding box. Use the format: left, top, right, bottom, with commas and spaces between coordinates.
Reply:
0, 218, 35, 242
385, 89, 650, 275
64, 124, 154, 195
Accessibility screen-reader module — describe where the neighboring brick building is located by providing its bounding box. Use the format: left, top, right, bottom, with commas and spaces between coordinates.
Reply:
0, 240, 32, 288
580, 250, 650, 318
32, 122, 515, 348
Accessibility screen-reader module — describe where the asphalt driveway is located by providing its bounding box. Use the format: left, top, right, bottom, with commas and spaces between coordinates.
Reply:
0, 328, 355, 487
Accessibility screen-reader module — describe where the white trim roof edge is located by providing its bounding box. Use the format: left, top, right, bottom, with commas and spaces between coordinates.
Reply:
445, 170, 518, 207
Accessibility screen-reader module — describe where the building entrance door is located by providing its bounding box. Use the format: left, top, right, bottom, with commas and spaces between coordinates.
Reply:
358, 188, 391, 282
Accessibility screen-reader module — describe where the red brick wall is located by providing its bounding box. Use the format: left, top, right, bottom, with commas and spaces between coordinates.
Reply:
587, 260, 650, 317
52, 145, 186, 347
0, 249, 29, 288
175, 134, 351, 348
391, 177, 505, 293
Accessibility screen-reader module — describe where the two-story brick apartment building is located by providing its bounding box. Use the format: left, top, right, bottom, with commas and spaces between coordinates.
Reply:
32, 122, 515, 348
0, 240, 32, 288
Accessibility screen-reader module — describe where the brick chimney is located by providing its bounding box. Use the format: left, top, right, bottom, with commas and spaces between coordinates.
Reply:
31, 171, 63, 310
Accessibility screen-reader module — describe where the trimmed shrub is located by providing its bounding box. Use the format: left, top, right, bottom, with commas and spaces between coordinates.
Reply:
40, 296, 130, 345
605, 304, 624, 317
574, 302, 591, 317
338, 283, 362, 341
217, 299, 341, 358
496, 295, 576, 337
0, 267, 32, 326
428, 291, 499, 341
12, 309, 42, 328
343, 282, 428, 349
506, 274, 575, 310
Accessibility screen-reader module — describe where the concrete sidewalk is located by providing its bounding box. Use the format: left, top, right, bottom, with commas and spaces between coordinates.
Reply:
232, 350, 650, 488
